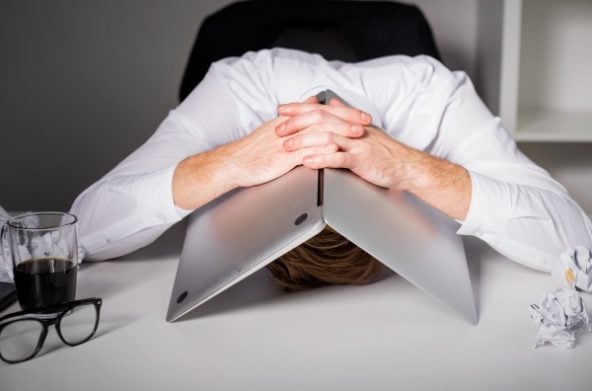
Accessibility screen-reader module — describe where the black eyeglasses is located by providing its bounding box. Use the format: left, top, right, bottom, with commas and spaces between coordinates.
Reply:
0, 297, 102, 364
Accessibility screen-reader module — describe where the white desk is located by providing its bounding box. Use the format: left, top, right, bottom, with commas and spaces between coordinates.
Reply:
1, 221, 591, 391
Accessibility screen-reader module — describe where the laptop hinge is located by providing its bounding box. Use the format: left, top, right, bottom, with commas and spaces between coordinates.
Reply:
317, 169, 324, 206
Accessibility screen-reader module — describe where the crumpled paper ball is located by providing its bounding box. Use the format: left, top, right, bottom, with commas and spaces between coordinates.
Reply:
529, 288, 591, 349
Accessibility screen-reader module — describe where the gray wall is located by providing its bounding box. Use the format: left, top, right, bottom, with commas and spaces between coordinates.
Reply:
0, 0, 480, 211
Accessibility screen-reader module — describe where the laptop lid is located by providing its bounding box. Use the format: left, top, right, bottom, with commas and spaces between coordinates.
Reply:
167, 166, 477, 324
323, 168, 477, 324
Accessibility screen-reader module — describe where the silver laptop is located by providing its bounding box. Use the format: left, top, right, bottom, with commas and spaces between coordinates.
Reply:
166, 91, 478, 324
167, 167, 477, 324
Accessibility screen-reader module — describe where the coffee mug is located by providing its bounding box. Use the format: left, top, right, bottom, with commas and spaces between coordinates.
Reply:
1, 212, 79, 310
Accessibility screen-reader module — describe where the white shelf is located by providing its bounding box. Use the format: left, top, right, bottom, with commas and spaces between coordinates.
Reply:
498, 0, 592, 143
515, 110, 592, 142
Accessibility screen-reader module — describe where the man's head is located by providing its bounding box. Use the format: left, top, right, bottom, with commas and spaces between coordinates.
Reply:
267, 226, 383, 291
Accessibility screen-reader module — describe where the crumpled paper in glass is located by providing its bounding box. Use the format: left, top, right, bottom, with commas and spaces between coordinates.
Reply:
0, 205, 11, 282
529, 288, 591, 349
0, 207, 85, 283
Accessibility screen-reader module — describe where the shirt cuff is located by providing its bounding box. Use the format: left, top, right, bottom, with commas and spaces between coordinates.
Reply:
456, 170, 510, 239
175, 205, 194, 219
135, 164, 189, 225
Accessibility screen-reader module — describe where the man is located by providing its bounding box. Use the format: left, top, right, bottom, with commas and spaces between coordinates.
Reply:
71, 48, 592, 279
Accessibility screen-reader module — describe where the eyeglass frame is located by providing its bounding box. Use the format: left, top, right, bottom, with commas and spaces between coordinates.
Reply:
0, 297, 102, 364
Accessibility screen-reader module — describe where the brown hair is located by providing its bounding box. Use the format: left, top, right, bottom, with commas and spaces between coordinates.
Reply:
266, 226, 383, 291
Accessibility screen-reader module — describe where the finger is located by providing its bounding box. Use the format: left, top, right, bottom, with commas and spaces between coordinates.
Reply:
275, 97, 317, 120
328, 97, 347, 107
283, 131, 353, 152
281, 120, 364, 142
292, 143, 339, 164
277, 103, 371, 125
276, 110, 365, 137
302, 152, 353, 170
277, 103, 326, 117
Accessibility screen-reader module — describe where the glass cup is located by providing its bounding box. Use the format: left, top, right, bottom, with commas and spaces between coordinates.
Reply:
1, 212, 79, 310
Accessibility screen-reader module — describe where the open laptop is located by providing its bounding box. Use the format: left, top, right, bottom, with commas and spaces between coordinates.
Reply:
166, 91, 477, 324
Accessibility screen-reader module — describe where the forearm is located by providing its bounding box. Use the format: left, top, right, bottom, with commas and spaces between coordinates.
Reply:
172, 143, 240, 210
399, 148, 471, 221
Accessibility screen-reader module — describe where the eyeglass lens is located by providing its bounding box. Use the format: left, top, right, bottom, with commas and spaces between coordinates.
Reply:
0, 319, 44, 362
58, 303, 98, 345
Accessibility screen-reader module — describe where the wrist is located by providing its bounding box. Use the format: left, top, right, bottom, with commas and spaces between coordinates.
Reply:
213, 141, 247, 189
388, 144, 433, 192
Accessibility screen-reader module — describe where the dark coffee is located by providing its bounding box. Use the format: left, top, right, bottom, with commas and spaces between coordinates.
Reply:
14, 258, 77, 310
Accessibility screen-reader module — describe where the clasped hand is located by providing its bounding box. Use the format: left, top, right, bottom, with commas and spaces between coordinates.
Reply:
231, 96, 427, 192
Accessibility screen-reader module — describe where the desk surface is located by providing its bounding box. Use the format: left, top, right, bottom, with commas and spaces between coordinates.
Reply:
1, 222, 591, 391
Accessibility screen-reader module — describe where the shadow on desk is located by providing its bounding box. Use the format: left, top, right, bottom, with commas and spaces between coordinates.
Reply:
179, 268, 284, 321
463, 236, 489, 312
179, 265, 400, 322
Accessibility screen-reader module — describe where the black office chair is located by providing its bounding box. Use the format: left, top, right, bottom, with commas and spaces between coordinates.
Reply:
179, 0, 441, 101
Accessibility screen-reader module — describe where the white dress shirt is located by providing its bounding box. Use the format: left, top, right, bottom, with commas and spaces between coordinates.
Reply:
70, 48, 592, 272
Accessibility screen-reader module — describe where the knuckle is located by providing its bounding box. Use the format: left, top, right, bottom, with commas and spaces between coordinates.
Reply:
313, 146, 325, 154
293, 135, 304, 148
285, 136, 298, 149
350, 109, 362, 121
308, 124, 320, 134
316, 155, 328, 165
312, 110, 324, 122
283, 119, 294, 130
339, 153, 349, 166
350, 124, 362, 136
340, 107, 352, 118
324, 143, 337, 153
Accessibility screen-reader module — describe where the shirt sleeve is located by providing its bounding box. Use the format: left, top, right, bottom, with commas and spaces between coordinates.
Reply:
69, 112, 203, 260
429, 65, 592, 272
